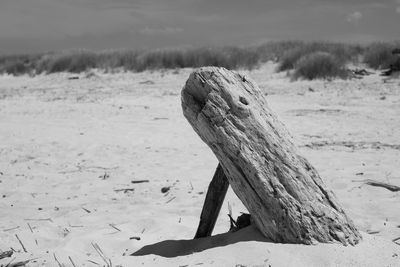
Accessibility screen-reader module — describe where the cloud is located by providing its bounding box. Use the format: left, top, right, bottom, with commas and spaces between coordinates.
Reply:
140, 27, 184, 35
346, 11, 362, 23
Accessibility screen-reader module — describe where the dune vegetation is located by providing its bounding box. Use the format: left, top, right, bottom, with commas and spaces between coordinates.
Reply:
292, 52, 348, 80
0, 41, 399, 80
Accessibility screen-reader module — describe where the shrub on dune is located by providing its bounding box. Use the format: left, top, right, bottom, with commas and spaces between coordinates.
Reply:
277, 46, 312, 72
363, 42, 399, 69
293, 51, 347, 80
2, 61, 29, 75
0, 54, 42, 75
46, 52, 98, 73
276, 42, 361, 72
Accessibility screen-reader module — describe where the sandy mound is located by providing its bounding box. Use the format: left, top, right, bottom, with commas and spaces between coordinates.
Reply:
130, 226, 399, 267
0, 64, 399, 266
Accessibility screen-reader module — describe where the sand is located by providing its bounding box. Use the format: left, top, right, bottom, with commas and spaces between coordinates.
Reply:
0, 63, 399, 266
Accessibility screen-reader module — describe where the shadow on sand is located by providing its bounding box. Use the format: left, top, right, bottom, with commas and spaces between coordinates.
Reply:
131, 225, 271, 258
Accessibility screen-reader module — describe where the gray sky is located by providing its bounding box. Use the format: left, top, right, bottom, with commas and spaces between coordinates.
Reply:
1, 0, 399, 54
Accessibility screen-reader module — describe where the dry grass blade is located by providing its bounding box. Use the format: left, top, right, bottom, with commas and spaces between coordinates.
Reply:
393, 236, 400, 245
165, 196, 176, 204
109, 224, 121, 232
15, 234, 27, 253
68, 256, 77, 267
53, 253, 64, 267
3, 226, 20, 232
91, 242, 112, 267
87, 259, 100, 265
27, 223, 33, 233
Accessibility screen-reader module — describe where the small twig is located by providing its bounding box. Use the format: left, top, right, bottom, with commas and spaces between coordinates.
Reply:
352, 179, 400, 192
81, 207, 91, 213
114, 188, 135, 193
53, 253, 63, 267
365, 181, 400, 192
109, 224, 121, 232
131, 180, 149, 184
3, 226, 20, 232
27, 223, 33, 233
87, 260, 100, 265
15, 234, 27, 253
393, 236, 400, 245
228, 214, 237, 230
68, 256, 77, 267
129, 236, 141, 240
166, 196, 176, 203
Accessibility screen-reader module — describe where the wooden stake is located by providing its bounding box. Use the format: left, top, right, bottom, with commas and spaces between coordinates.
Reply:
194, 164, 229, 239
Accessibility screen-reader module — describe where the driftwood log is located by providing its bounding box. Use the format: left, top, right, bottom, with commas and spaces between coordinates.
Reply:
181, 67, 361, 245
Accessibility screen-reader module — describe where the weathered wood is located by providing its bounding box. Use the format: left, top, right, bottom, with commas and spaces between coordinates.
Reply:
194, 163, 229, 239
181, 67, 361, 245
0, 250, 13, 260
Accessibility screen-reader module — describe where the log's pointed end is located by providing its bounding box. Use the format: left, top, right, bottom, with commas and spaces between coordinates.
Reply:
181, 67, 219, 122
181, 67, 221, 110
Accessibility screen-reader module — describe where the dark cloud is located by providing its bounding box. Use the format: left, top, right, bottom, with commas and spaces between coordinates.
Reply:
0, 0, 398, 54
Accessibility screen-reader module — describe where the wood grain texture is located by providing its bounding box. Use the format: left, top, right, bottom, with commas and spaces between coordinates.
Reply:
194, 164, 229, 239
181, 67, 361, 245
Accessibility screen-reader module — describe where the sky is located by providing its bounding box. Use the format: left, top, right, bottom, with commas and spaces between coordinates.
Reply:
0, 0, 399, 54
